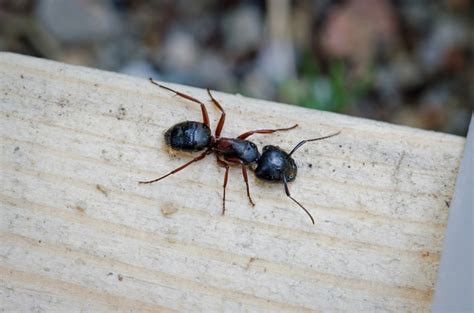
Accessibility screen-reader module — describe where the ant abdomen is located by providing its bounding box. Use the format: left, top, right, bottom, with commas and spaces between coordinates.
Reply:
164, 121, 211, 152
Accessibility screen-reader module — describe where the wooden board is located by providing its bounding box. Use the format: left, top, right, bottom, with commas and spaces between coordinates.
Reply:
0, 52, 465, 312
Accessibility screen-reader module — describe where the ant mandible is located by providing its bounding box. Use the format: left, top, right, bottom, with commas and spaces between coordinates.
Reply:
139, 78, 297, 214
254, 131, 341, 224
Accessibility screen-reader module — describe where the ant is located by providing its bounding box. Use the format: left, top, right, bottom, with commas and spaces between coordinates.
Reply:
139, 78, 297, 214
254, 131, 341, 224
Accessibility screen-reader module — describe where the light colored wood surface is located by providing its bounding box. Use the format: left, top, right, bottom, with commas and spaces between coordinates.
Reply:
0, 52, 465, 312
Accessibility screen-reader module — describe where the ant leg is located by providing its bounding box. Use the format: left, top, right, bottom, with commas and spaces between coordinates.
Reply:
207, 89, 226, 137
225, 156, 255, 207
241, 166, 255, 206
139, 149, 210, 185
283, 176, 315, 224
216, 156, 230, 215
149, 78, 210, 127
238, 124, 298, 140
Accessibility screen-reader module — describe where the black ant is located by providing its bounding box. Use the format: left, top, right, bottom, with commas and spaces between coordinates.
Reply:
139, 78, 297, 214
254, 132, 341, 224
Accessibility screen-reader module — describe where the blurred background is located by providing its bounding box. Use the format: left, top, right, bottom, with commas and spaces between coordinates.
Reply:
1, 0, 472, 135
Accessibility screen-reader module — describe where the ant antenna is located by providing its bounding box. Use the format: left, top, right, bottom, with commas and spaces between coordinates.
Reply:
288, 131, 341, 157
283, 176, 314, 224
289, 195, 315, 224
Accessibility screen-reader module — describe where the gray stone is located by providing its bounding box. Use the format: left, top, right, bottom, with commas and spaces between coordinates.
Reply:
36, 0, 120, 43
158, 29, 200, 73
222, 5, 262, 55
418, 17, 470, 73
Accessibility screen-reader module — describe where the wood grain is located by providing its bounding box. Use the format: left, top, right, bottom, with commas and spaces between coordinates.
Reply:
0, 52, 465, 312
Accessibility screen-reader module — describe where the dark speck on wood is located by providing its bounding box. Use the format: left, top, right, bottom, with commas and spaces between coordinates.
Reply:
96, 184, 109, 197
